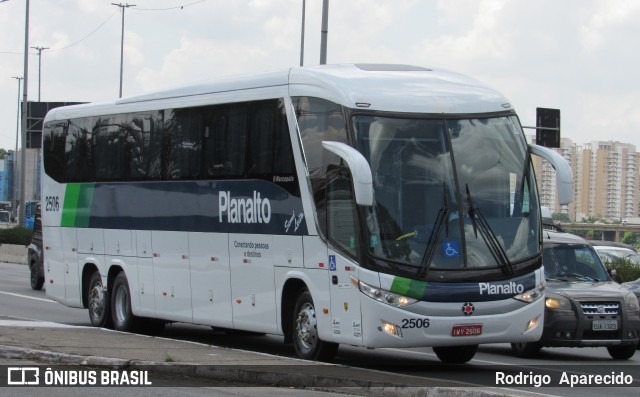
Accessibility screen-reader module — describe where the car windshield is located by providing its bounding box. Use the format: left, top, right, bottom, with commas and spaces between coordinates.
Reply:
543, 244, 609, 281
353, 114, 539, 274
0, 212, 9, 222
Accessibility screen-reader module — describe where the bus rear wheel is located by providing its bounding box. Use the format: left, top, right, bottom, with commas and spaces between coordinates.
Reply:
111, 272, 137, 332
432, 345, 478, 363
292, 289, 338, 361
88, 271, 111, 328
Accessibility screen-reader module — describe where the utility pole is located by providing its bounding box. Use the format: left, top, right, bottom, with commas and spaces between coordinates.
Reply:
112, 3, 136, 98
31, 46, 49, 101
11, 76, 23, 220
19, 0, 29, 226
320, 0, 329, 64
300, 0, 306, 66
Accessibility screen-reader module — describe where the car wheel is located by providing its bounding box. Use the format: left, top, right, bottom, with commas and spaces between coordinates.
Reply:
607, 344, 636, 360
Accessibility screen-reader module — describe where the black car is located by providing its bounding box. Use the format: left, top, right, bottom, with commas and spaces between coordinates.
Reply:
511, 230, 640, 359
27, 204, 44, 290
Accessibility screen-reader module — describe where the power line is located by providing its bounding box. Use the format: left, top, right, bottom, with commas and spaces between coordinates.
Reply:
48, 10, 119, 52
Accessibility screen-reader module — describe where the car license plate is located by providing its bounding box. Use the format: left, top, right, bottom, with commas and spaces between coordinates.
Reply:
592, 320, 617, 331
451, 324, 483, 337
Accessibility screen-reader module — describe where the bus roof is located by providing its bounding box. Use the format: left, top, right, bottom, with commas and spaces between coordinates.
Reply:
44, 64, 512, 122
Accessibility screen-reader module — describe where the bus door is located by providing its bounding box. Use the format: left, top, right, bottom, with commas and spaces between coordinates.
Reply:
326, 174, 363, 345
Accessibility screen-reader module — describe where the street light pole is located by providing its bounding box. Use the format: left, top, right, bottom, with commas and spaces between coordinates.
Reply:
31, 46, 49, 101
19, 0, 29, 226
320, 0, 329, 64
112, 3, 136, 98
300, 0, 306, 66
11, 76, 23, 220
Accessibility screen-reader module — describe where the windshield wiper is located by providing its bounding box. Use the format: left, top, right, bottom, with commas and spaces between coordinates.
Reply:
418, 184, 450, 277
466, 184, 514, 275
556, 273, 599, 282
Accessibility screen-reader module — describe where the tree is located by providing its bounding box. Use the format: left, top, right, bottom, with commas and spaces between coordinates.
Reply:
552, 212, 570, 223
621, 232, 639, 246
0, 149, 7, 160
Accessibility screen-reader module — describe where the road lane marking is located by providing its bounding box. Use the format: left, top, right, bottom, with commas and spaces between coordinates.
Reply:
0, 319, 81, 328
0, 290, 57, 303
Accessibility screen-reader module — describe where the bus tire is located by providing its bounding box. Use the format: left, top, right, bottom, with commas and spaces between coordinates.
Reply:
510, 342, 541, 358
607, 344, 636, 360
292, 289, 338, 361
432, 345, 478, 363
87, 271, 112, 328
111, 272, 137, 332
30, 261, 44, 291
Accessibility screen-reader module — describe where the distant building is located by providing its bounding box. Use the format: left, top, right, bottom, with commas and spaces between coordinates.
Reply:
531, 137, 640, 222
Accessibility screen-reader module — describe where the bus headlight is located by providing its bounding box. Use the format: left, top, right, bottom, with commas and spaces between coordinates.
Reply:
545, 292, 571, 310
514, 284, 544, 303
353, 277, 417, 307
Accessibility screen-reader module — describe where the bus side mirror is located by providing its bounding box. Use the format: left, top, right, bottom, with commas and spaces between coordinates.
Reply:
322, 141, 373, 206
528, 144, 573, 205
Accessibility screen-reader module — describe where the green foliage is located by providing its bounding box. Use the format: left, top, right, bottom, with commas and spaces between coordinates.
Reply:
605, 258, 640, 283
552, 212, 570, 222
0, 226, 33, 246
621, 232, 639, 247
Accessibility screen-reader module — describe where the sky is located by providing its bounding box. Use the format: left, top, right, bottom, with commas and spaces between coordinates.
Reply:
1, 0, 639, 152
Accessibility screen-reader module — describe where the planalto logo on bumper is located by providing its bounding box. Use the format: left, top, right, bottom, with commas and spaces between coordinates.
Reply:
479, 281, 524, 295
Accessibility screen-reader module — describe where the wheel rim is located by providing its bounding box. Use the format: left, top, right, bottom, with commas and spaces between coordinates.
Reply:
295, 302, 318, 355
88, 281, 105, 322
114, 284, 129, 325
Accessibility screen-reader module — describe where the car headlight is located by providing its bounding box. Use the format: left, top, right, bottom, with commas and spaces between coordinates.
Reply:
352, 277, 417, 307
545, 292, 572, 310
624, 292, 639, 313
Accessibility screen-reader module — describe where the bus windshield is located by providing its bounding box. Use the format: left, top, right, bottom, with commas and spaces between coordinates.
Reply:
353, 114, 539, 275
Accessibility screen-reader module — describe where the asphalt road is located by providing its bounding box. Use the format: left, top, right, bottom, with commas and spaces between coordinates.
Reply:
1, 261, 639, 396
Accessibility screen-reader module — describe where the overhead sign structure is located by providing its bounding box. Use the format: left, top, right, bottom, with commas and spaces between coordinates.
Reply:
535, 107, 561, 148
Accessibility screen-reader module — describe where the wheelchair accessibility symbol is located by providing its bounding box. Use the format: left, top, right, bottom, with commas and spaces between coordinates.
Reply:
329, 255, 337, 271
443, 240, 460, 258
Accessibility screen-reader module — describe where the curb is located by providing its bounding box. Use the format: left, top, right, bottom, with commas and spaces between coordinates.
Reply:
0, 344, 531, 397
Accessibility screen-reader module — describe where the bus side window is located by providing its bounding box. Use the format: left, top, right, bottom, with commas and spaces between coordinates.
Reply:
293, 97, 348, 175
43, 121, 68, 182
205, 104, 247, 178
165, 108, 203, 180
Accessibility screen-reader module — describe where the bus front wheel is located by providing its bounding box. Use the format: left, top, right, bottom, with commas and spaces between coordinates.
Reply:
432, 345, 478, 363
292, 289, 338, 361
111, 272, 137, 332
88, 271, 112, 328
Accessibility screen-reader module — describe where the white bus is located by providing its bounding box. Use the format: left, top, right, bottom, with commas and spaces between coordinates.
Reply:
41, 64, 572, 363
